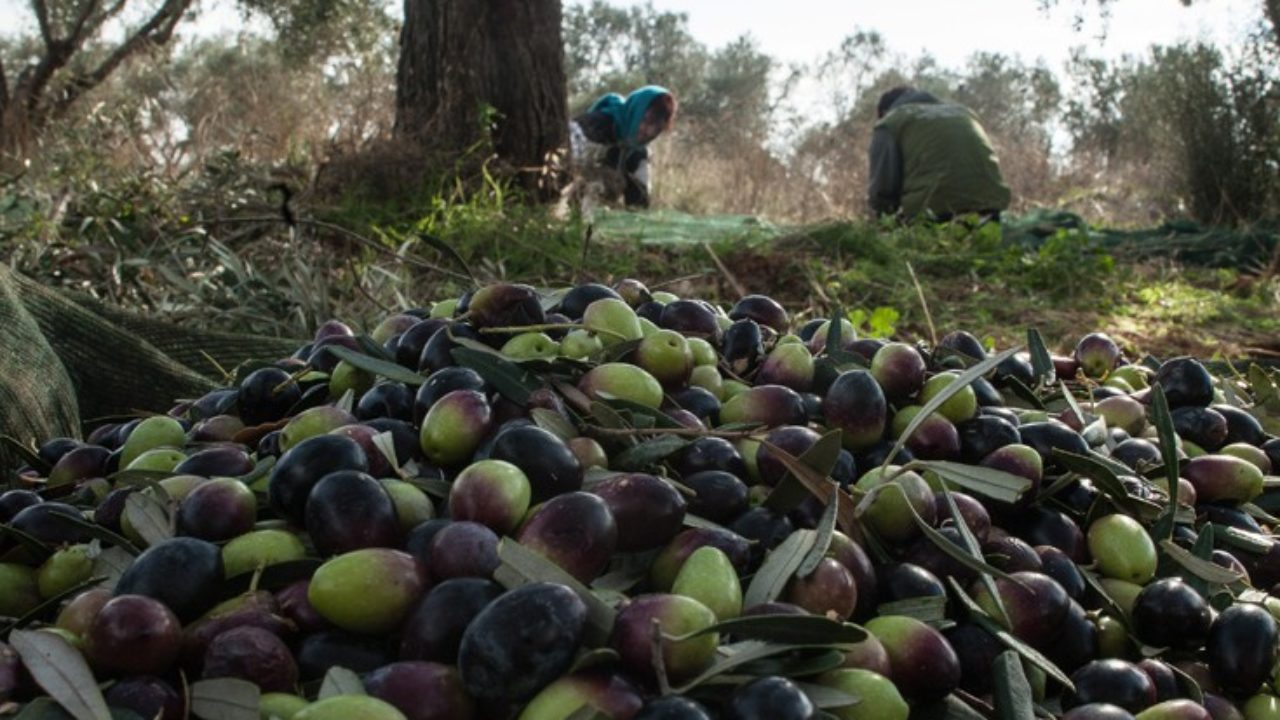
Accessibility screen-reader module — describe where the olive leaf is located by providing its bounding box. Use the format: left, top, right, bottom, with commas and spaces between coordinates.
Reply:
44, 512, 139, 556
797, 489, 839, 578
755, 438, 856, 533
611, 435, 689, 472
189, 677, 261, 720
880, 347, 1021, 473
9, 630, 112, 720
2, 436, 49, 475
907, 460, 1032, 505
325, 345, 425, 386
451, 347, 542, 404
1049, 450, 1160, 520
993, 651, 1034, 720
949, 579, 1075, 692
318, 667, 365, 699
875, 596, 949, 625
1, 575, 107, 635
743, 529, 818, 607
793, 681, 859, 710
666, 613, 865, 645
123, 491, 172, 547
1151, 384, 1180, 538
494, 539, 617, 647
1160, 539, 1246, 585
1027, 328, 1055, 387
530, 407, 578, 442
90, 546, 135, 591
763, 430, 843, 515
0, 523, 54, 562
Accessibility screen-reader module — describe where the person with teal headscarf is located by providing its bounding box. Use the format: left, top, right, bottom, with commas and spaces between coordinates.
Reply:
569, 85, 677, 209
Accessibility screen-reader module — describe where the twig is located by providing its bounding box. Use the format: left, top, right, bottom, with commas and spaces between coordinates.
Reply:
702, 241, 747, 299
650, 273, 711, 290
906, 261, 937, 347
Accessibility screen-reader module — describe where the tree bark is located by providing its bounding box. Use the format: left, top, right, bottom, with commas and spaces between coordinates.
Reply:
395, 0, 568, 200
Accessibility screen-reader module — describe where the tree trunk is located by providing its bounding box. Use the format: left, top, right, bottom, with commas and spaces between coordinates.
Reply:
395, 0, 568, 200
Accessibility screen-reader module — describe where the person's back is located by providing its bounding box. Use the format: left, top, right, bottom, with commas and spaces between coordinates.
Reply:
868, 87, 1010, 221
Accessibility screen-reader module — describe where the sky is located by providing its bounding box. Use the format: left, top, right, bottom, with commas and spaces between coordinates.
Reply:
562, 0, 1262, 71
1, 0, 1260, 69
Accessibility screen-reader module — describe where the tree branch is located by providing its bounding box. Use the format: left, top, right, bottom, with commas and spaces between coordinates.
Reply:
32, 0, 55, 46
51, 0, 195, 119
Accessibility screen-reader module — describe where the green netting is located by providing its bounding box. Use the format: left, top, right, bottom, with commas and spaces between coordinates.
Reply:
1003, 210, 1280, 270
589, 209, 789, 245
594, 207, 1279, 271
0, 263, 300, 473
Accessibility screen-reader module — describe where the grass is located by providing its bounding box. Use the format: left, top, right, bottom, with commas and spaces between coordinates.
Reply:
3, 160, 1278, 363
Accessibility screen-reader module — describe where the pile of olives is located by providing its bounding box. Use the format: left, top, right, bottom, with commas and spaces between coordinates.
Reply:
4, 279, 1280, 720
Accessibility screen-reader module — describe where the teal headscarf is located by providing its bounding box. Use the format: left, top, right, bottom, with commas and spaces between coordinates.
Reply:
588, 85, 673, 148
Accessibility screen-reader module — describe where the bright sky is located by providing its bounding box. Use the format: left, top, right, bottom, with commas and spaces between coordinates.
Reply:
565, 0, 1262, 71
1, 0, 1259, 67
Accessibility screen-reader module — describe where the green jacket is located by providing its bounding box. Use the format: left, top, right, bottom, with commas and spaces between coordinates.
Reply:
868, 91, 1011, 219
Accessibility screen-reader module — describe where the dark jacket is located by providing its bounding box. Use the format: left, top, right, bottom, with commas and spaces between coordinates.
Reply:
868, 90, 1011, 219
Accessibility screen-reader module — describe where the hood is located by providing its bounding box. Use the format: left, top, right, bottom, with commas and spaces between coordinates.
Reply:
589, 85, 673, 147
887, 89, 941, 113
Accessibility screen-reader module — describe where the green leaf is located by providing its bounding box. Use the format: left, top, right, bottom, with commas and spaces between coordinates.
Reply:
1167, 662, 1204, 705
795, 681, 859, 710
611, 435, 690, 472
9, 629, 112, 720
413, 232, 477, 284
1049, 450, 1161, 520
1160, 540, 1246, 585
937, 482, 1012, 630
881, 347, 1021, 473
744, 529, 818, 607
588, 401, 633, 432
318, 667, 365, 699
0, 522, 54, 562
951, 579, 1074, 692
451, 347, 542, 405
1003, 376, 1046, 410
123, 492, 172, 547
1, 575, 107, 635
530, 408, 578, 442
1212, 524, 1274, 554
355, 333, 395, 362
993, 651, 1035, 720
494, 539, 618, 647
668, 613, 866, 645
910, 460, 1032, 505
189, 677, 261, 720
764, 430, 843, 515
1192, 523, 1216, 559
671, 639, 860, 694
44, 512, 140, 556
1027, 329, 1055, 387
2, 436, 49, 475
1078, 568, 1130, 625
1151, 384, 1180, 538
798, 489, 839, 577
90, 547, 134, 591
825, 306, 844, 357
756, 437, 856, 533
325, 344, 426, 386
602, 398, 685, 429
876, 595, 949, 625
